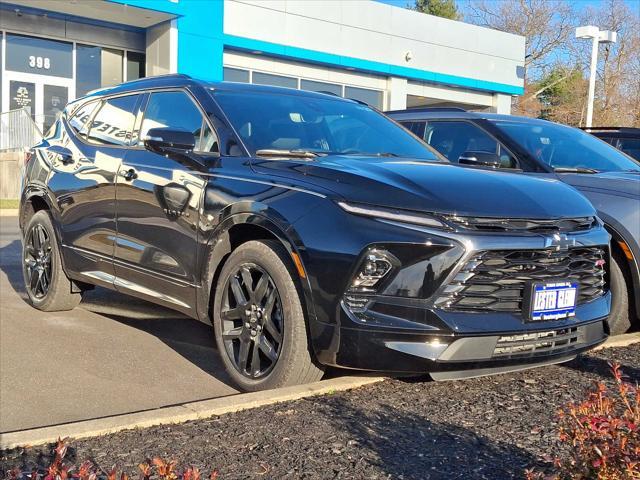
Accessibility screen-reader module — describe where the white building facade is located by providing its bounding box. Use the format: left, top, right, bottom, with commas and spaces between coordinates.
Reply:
0, 0, 525, 132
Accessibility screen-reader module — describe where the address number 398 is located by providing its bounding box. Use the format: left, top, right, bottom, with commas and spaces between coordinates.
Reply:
28, 56, 51, 70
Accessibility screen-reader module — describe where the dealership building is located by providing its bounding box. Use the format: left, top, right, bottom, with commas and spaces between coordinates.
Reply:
0, 0, 525, 133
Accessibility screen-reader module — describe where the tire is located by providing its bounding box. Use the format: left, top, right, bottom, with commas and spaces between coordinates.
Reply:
608, 256, 631, 335
22, 210, 82, 311
212, 240, 324, 391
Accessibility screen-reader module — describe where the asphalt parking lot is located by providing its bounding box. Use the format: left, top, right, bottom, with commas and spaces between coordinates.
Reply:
0, 215, 237, 434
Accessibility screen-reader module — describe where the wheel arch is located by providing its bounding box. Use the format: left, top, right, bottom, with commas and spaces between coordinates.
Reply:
20, 187, 55, 231
604, 221, 640, 322
196, 211, 318, 333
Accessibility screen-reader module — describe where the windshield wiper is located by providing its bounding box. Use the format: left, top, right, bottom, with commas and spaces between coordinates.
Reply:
554, 167, 599, 174
338, 151, 400, 157
255, 149, 322, 159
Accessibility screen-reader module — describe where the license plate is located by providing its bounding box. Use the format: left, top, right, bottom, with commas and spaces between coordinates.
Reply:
526, 281, 578, 321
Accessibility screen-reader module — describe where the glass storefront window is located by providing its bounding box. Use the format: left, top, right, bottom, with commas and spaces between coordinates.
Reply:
300, 79, 343, 97
76, 44, 101, 97
43, 85, 68, 133
5, 34, 73, 78
126, 51, 145, 82
252, 72, 298, 89
76, 44, 124, 97
101, 48, 123, 88
223, 67, 250, 83
345, 86, 384, 109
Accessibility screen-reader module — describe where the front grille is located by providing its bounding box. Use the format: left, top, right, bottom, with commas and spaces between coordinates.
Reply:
445, 216, 596, 234
493, 327, 580, 358
435, 247, 607, 313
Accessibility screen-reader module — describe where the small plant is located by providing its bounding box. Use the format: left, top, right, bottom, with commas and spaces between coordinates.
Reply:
527, 362, 639, 480
5, 439, 219, 480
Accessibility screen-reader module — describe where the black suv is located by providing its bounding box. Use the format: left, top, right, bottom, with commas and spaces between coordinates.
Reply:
582, 127, 640, 161
388, 108, 639, 335
20, 75, 610, 391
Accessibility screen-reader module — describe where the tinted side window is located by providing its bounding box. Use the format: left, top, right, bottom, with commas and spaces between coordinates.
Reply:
400, 121, 426, 139
618, 138, 640, 160
68, 101, 99, 138
140, 91, 205, 149
87, 95, 140, 146
425, 120, 517, 168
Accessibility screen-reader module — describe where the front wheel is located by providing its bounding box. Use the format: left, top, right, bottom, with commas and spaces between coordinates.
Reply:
213, 240, 324, 391
608, 256, 631, 335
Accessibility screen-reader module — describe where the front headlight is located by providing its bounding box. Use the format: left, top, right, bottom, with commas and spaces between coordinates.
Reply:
337, 201, 450, 229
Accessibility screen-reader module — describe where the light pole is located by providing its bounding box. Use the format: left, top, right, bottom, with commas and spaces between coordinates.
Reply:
575, 26, 617, 128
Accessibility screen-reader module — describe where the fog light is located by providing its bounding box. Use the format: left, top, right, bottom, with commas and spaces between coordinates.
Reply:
351, 251, 393, 289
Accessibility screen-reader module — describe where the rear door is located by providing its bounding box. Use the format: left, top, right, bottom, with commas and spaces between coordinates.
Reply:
50, 94, 140, 287
114, 89, 218, 315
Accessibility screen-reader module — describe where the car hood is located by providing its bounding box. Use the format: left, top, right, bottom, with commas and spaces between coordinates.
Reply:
251, 156, 596, 219
559, 171, 640, 198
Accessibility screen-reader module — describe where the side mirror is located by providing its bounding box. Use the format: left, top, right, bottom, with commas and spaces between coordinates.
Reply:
143, 128, 196, 156
458, 151, 501, 168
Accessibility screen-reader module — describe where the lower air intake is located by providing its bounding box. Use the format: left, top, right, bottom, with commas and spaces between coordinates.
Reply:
493, 327, 579, 358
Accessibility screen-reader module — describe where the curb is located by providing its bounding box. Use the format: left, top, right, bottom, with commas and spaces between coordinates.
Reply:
0, 374, 386, 450
0, 209, 18, 217
1, 333, 638, 450
593, 332, 640, 351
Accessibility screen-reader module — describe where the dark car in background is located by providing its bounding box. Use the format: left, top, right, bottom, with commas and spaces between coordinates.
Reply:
20, 76, 610, 392
388, 108, 639, 334
582, 127, 640, 161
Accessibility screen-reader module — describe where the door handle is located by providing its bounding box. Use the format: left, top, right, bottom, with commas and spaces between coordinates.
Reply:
120, 168, 138, 181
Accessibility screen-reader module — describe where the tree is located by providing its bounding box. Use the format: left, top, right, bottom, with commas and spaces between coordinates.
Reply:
532, 67, 587, 126
465, 0, 575, 76
577, 0, 640, 127
412, 0, 460, 21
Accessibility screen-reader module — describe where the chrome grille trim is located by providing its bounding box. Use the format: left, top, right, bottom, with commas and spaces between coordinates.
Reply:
435, 247, 607, 313
445, 216, 597, 234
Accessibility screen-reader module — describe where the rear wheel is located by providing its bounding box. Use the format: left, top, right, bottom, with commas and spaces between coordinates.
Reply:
22, 210, 82, 311
213, 240, 324, 391
608, 256, 631, 335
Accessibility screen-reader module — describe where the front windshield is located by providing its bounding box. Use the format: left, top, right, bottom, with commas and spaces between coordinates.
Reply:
490, 119, 640, 172
212, 90, 440, 160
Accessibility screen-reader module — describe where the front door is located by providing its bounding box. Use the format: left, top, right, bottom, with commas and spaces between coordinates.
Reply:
114, 89, 217, 315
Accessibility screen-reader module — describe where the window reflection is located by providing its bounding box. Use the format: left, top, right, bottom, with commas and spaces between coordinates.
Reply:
87, 95, 139, 146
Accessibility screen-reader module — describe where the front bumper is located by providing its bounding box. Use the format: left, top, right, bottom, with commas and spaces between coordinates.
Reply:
314, 294, 609, 375
311, 220, 611, 377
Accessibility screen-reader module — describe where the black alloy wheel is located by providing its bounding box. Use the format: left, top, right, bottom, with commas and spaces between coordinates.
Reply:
22, 210, 82, 311
213, 240, 324, 391
221, 264, 284, 378
24, 223, 52, 299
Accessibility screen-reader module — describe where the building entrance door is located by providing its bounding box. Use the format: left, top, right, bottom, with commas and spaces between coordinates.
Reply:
2, 71, 74, 134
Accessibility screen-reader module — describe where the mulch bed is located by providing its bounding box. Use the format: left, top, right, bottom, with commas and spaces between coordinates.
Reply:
2, 344, 639, 479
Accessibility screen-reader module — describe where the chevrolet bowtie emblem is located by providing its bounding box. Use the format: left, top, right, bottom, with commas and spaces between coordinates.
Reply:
545, 233, 576, 251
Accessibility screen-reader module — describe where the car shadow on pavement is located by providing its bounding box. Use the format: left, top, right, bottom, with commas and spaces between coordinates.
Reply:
324, 396, 541, 479
0, 239, 27, 299
0, 239, 233, 386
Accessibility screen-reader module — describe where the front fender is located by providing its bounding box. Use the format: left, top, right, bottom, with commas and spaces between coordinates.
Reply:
194, 207, 320, 335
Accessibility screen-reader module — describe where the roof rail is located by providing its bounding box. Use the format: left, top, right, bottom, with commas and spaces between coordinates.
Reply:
385, 106, 468, 114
